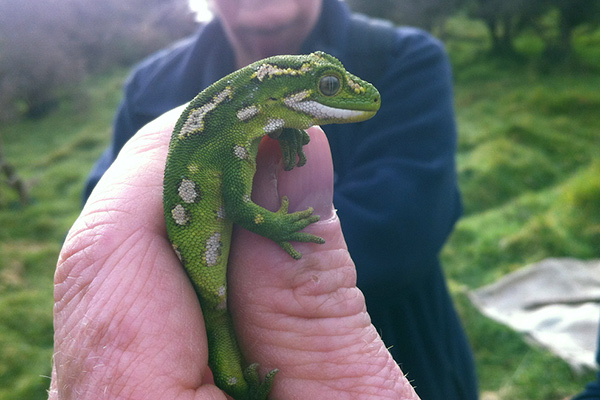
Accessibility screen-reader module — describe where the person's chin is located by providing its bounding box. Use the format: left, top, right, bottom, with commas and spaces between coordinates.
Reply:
238, 27, 302, 57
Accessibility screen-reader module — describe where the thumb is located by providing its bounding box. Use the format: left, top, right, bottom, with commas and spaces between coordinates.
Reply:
229, 126, 419, 399
250, 126, 335, 220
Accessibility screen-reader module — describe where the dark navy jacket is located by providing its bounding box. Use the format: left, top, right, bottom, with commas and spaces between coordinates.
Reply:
84, 0, 478, 398
573, 324, 600, 399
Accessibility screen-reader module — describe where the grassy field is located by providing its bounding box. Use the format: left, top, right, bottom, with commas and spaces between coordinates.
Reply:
0, 70, 124, 399
442, 17, 600, 399
1, 18, 599, 400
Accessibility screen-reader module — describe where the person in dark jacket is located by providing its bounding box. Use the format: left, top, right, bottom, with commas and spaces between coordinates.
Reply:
83, 0, 478, 398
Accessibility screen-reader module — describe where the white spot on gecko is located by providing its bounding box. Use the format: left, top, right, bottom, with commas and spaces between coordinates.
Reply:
205, 232, 222, 266
179, 87, 233, 137
171, 204, 189, 225
227, 377, 238, 385
263, 118, 285, 134
216, 205, 226, 220
233, 144, 249, 160
178, 179, 199, 203
283, 90, 311, 107
216, 283, 227, 310
253, 63, 312, 82
236, 105, 259, 121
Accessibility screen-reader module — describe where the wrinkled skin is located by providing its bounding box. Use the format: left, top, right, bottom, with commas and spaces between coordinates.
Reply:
50, 107, 420, 400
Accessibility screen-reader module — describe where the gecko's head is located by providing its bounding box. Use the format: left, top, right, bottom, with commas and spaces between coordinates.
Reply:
249, 51, 381, 127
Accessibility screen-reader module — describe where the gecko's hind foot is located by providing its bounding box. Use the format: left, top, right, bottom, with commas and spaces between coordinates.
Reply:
243, 363, 279, 400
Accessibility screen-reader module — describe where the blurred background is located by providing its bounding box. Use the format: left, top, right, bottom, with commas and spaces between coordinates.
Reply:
0, 0, 599, 398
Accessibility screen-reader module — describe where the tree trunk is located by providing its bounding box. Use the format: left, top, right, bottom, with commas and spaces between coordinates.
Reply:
0, 134, 29, 206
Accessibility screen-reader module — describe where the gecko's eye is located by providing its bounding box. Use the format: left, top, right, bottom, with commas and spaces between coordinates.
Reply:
319, 75, 341, 96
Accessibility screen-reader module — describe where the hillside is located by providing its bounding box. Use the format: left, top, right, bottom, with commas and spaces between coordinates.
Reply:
1, 19, 599, 400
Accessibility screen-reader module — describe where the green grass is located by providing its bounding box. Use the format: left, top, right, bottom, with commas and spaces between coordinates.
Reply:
1, 18, 599, 399
442, 16, 600, 399
0, 70, 125, 399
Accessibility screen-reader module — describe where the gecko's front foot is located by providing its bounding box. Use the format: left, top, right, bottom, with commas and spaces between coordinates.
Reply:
273, 196, 325, 260
273, 128, 311, 171
243, 363, 279, 400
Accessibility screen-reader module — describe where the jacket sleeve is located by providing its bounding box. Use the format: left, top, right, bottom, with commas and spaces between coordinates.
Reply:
332, 30, 462, 294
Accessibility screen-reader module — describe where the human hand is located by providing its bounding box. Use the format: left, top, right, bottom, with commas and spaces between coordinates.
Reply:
50, 107, 419, 399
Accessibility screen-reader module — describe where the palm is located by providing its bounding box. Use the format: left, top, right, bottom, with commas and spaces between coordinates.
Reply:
50, 111, 417, 399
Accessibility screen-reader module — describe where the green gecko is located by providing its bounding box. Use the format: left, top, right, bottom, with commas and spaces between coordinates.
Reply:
163, 51, 380, 400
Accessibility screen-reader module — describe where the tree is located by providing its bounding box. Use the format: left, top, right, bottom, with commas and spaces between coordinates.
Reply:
549, 0, 600, 58
0, 0, 196, 121
471, 0, 549, 55
0, 135, 29, 205
345, 0, 465, 34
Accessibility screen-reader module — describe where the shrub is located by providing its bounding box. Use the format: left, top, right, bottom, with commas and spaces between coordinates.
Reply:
0, 0, 196, 121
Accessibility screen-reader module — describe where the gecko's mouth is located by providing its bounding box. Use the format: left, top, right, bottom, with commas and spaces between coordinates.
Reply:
290, 100, 378, 123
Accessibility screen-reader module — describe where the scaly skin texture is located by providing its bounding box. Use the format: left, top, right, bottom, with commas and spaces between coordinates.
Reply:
163, 51, 380, 400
